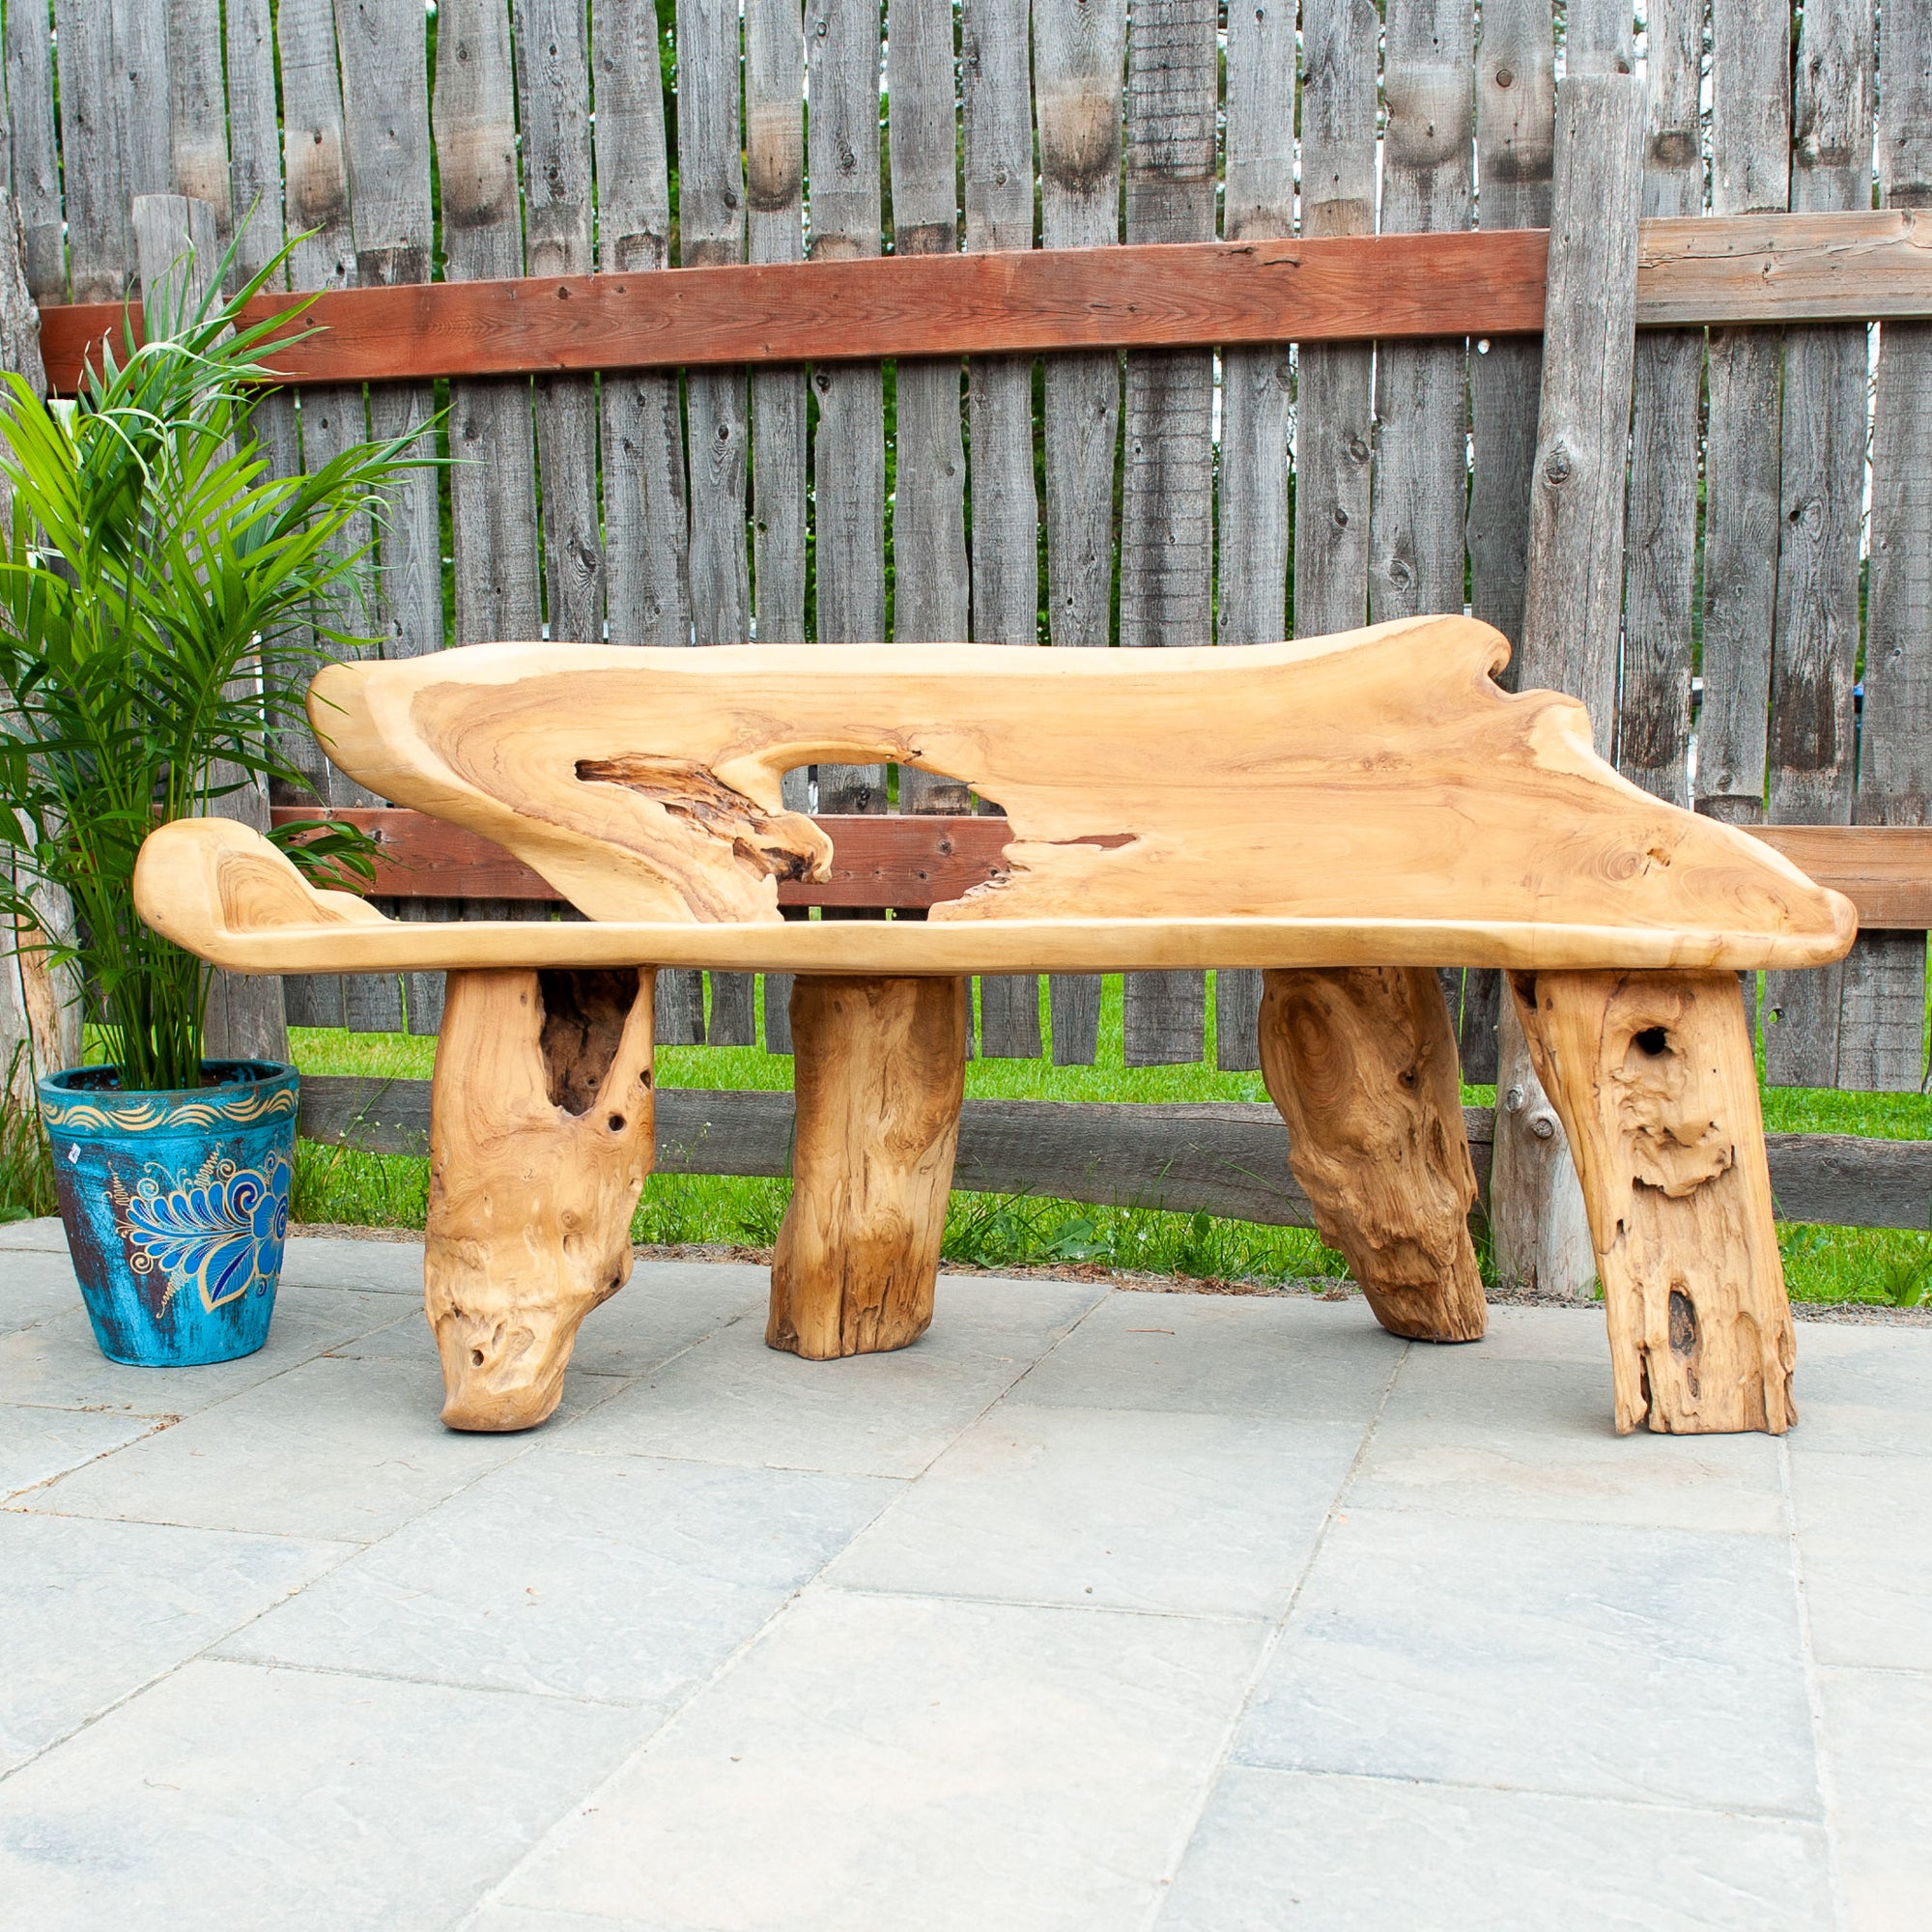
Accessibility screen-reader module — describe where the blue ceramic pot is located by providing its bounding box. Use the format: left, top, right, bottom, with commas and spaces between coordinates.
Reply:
39, 1061, 298, 1367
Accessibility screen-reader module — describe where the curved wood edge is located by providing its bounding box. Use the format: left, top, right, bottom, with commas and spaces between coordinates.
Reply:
133, 817, 1859, 974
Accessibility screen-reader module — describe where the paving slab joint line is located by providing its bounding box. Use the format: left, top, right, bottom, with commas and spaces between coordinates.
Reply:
814, 1578, 1274, 1628
1133, 1334, 1412, 1931
0, 1532, 366, 1791
1780, 1435, 1855, 1932
460, 1292, 1118, 1924
209, 1650, 661, 1713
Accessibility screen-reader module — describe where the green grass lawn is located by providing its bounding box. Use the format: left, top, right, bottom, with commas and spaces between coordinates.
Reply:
289, 973, 1932, 1309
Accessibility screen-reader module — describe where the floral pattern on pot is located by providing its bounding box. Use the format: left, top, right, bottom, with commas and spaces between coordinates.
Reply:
109, 1145, 292, 1315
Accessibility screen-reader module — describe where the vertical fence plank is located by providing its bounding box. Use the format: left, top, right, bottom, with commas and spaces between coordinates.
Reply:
679, 0, 752, 655
1460, 0, 1553, 1083
49, 3, 123, 304
1117, 0, 1213, 1068
806, 0, 886, 820
1843, 0, 1932, 1091
1617, 0, 1702, 813
1032, 0, 1123, 1065
662, 0, 750, 1046
168, 0, 231, 241
594, 0, 692, 651
436, 0, 543, 647
516, 0, 604, 647
1492, 70, 1643, 1296
745, 0, 806, 1050
336, 0, 451, 1036
963, 0, 1041, 1060
1210, 0, 1296, 1075
1762, 0, 1872, 1088
1293, 0, 1377, 641
1697, 0, 1788, 835
5, 0, 64, 298
1372, 0, 1472, 630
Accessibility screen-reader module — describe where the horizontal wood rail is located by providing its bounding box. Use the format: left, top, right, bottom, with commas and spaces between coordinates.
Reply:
296, 1076, 1932, 1233
42, 213, 1932, 395
273, 808, 1932, 930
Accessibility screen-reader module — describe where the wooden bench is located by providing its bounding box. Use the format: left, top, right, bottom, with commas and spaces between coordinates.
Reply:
135, 615, 1855, 1439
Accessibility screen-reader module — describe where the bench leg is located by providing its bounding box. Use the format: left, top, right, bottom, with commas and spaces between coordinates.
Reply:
1507, 969, 1796, 1435
1259, 967, 1487, 1343
767, 974, 967, 1359
426, 965, 657, 1432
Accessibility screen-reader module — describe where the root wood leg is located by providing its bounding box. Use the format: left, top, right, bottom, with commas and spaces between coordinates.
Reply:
1507, 968, 1796, 1435
1259, 966, 1487, 1342
426, 966, 657, 1432
768, 974, 968, 1359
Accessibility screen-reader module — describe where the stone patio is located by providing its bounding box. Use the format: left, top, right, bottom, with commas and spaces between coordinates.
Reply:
0, 1214, 1924, 1930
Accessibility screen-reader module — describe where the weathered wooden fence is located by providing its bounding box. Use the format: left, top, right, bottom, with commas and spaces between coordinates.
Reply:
5, 0, 1930, 1235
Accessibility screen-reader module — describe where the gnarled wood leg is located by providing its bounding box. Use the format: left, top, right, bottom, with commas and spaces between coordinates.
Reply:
768, 975, 967, 1359
427, 966, 656, 1432
1259, 967, 1487, 1343
1508, 969, 1796, 1435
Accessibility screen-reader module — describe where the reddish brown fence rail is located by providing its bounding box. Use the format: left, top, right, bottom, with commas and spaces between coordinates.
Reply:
38, 213, 1932, 396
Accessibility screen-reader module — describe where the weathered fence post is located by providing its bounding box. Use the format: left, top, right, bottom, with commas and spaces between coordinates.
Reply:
1490, 71, 1643, 1295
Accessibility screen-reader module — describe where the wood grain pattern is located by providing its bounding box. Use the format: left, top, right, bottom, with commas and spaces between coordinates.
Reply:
1511, 968, 1797, 1435
43, 212, 1932, 394
1032, 0, 1122, 1066
5, 0, 65, 298
1260, 967, 1487, 1343
435, 0, 542, 645
592, 0, 691, 651
49, 0, 127, 302
1616, 0, 1704, 810
138, 618, 1857, 974
1118, 0, 1215, 1069
427, 965, 656, 1430
1763, 0, 1874, 1088
267, 809, 1932, 930
1370, 0, 1472, 632
1696, 0, 1791, 830
1842, 0, 1932, 1091
767, 974, 966, 1357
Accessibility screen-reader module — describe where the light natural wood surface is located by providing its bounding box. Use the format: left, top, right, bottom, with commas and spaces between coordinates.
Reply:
767, 976, 968, 1359
426, 965, 657, 1432
283, 615, 1848, 947
1259, 967, 1487, 1344
1510, 968, 1797, 1435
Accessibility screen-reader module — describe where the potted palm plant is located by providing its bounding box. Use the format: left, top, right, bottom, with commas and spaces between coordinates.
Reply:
0, 242, 423, 1365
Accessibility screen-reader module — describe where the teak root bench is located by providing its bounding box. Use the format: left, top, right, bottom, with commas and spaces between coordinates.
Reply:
134, 616, 1856, 1438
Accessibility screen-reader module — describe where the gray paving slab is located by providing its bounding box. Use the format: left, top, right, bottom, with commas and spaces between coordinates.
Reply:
217, 1445, 900, 1705
1817, 1664, 1932, 1932
0, 1248, 1924, 1930
1005, 1289, 1403, 1424
331, 1261, 770, 1380
277, 1232, 426, 1292
20, 1352, 623, 1542
825, 1402, 1359, 1618
0, 1215, 69, 1253
497, 1584, 1267, 1932
1348, 1345, 1787, 1532
1233, 1507, 1821, 1817
0, 1658, 645, 1932
1784, 1321, 1932, 1457
554, 1274, 1106, 1477
0, 1285, 411, 1417
0, 1512, 349, 1776
1790, 1447, 1932, 1671
0, 1248, 95, 1335
1156, 1764, 1837, 1932
0, 1401, 160, 1500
